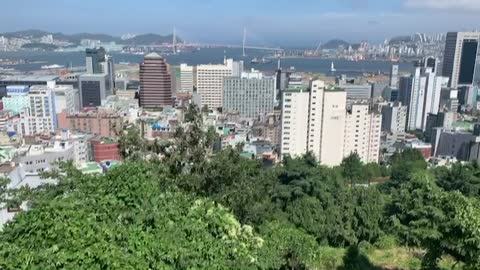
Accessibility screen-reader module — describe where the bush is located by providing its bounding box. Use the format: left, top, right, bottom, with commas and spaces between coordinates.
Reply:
358, 241, 374, 254
374, 235, 398, 250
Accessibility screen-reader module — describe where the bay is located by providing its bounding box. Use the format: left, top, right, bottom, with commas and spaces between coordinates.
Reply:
0, 48, 413, 77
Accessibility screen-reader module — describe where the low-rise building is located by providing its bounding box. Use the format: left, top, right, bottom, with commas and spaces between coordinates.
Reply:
90, 137, 121, 162
62, 109, 123, 138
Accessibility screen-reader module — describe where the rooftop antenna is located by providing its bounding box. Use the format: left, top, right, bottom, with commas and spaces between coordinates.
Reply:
173, 26, 177, 54
242, 27, 247, 57
277, 57, 281, 70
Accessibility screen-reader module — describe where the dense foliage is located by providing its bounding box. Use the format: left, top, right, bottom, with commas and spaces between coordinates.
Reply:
0, 104, 479, 269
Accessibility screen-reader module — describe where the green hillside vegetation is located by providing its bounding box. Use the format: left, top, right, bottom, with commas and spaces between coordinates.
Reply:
0, 104, 479, 269
1, 29, 180, 46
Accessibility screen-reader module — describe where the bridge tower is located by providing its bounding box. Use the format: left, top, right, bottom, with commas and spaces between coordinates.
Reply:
242, 27, 247, 57
173, 27, 177, 54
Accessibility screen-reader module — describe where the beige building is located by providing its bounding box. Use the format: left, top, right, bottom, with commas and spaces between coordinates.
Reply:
318, 88, 347, 166
281, 86, 310, 157
180, 64, 194, 93
281, 80, 347, 166
196, 59, 243, 110
344, 103, 382, 163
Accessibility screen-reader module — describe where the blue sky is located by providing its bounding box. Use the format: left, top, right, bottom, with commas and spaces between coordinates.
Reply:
1, 0, 480, 46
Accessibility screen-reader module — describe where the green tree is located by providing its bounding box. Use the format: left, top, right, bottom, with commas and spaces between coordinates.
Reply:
389, 149, 427, 186
258, 221, 319, 270
434, 162, 480, 197
341, 153, 363, 186
0, 163, 266, 270
387, 171, 480, 269
118, 125, 147, 160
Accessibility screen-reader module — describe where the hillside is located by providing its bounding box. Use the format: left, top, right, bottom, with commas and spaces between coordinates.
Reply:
120, 33, 181, 45
0, 29, 180, 46
323, 39, 350, 49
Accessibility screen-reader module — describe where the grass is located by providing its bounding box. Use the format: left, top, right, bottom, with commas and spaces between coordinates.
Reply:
313, 246, 463, 270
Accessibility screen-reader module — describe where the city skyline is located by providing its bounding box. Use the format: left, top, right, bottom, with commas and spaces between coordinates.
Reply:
2, 0, 480, 46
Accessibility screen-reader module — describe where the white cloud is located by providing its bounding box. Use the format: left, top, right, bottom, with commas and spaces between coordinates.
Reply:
405, 0, 480, 11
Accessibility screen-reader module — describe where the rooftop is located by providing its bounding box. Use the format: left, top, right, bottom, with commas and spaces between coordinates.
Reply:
0, 75, 59, 82
78, 162, 103, 174
92, 137, 117, 144
145, 52, 162, 58
325, 85, 346, 92
284, 86, 310, 93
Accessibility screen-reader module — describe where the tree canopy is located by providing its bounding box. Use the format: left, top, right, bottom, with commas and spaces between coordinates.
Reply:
1, 104, 479, 269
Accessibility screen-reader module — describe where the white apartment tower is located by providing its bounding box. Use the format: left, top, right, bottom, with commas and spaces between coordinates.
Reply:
179, 64, 194, 93
196, 59, 243, 109
401, 64, 448, 131
318, 88, 347, 166
344, 103, 382, 163
390, 64, 399, 88
20, 87, 57, 136
281, 80, 347, 166
281, 86, 310, 157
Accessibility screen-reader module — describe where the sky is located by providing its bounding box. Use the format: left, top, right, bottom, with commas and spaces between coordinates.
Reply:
1, 0, 480, 46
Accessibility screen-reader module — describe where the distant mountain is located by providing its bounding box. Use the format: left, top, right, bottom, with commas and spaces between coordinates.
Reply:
389, 36, 413, 45
323, 39, 350, 49
122, 33, 181, 45
68, 33, 120, 43
0, 29, 179, 46
2, 29, 52, 39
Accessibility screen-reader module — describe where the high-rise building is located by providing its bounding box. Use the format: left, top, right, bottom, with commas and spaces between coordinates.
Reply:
100, 55, 115, 91
458, 85, 478, 109
424, 56, 439, 73
442, 32, 480, 88
280, 86, 310, 157
20, 87, 57, 135
381, 102, 407, 134
336, 75, 372, 99
139, 53, 173, 108
287, 73, 303, 89
196, 59, 242, 109
317, 88, 347, 166
344, 103, 382, 163
390, 64, 399, 87
79, 74, 109, 108
398, 76, 413, 108
400, 63, 448, 131
44, 81, 80, 115
179, 64, 194, 93
281, 80, 347, 166
86, 47, 106, 74
223, 70, 275, 119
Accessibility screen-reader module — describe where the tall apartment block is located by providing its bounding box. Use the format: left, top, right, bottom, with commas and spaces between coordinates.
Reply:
281, 80, 347, 166
223, 70, 275, 119
344, 103, 382, 163
196, 59, 243, 110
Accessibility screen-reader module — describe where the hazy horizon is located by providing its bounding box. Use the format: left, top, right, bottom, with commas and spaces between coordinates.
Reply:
2, 0, 480, 46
